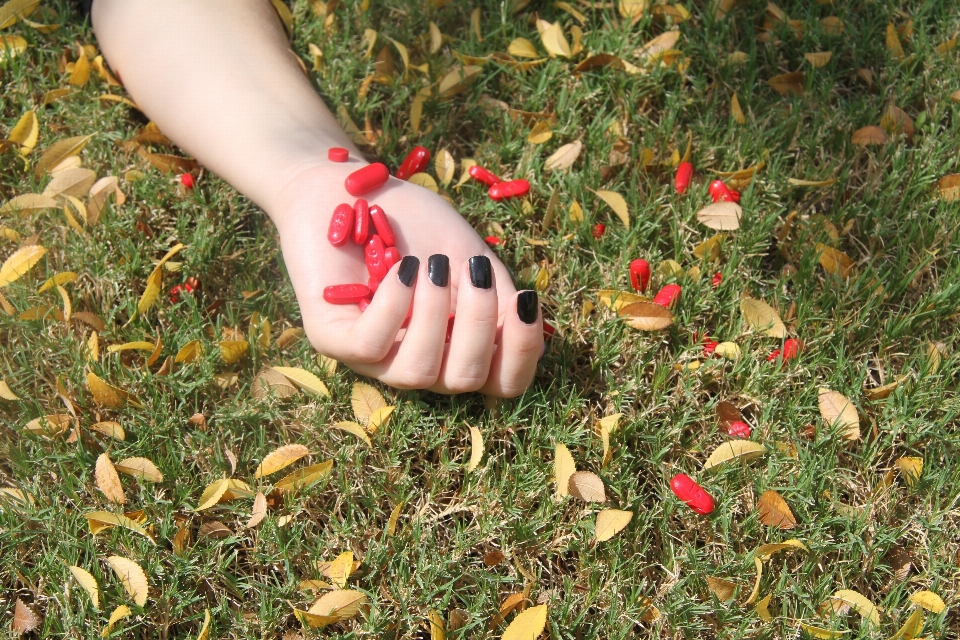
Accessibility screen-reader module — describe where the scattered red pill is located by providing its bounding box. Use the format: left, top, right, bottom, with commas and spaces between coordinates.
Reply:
670, 473, 715, 515
327, 203, 355, 247
703, 340, 719, 357
592, 223, 606, 239
365, 234, 388, 280
782, 338, 804, 360
712, 271, 723, 288
353, 199, 370, 244
542, 321, 555, 339
180, 173, 195, 189
369, 205, 397, 247
468, 165, 503, 187
629, 259, 651, 293
384, 246, 400, 271
344, 162, 390, 196
357, 298, 370, 312
728, 421, 752, 438
653, 284, 682, 308
767, 348, 781, 362
328, 147, 349, 162
708, 179, 740, 203
488, 179, 530, 201
368, 276, 380, 293
485, 235, 502, 246
446, 313, 455, 342
674, 161, 693, 194
168, 284, 182, 304
396, 146, 431, 180
323, 283, 371, 304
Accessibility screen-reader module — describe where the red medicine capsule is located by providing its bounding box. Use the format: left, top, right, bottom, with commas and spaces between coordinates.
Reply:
344, 162, 390, 196
488, 179, 530, 201
323, 284, 371, 304
328, 147, 349, 162
782, 338, 804, 360
712, 271, 723, 288
629, 259, 651, 293
703, 340, 719, 357
395, 146, 431, 180
542, 321, 555, 339
368, 276, 380, 293
468, 165, 503, 187
728, 421, 751, 438
674, 161, 693, 194
168, 284, 182, 304
653, 284, 682, 308
670, 473, 715, 515
592, 223, 606, 239
708, 179, 740, 203
369, 205, 396, 247
485, 235, 502, 246
365, 235, 388, 280
180, 173, 195, 190
353, 199, 370, 244
327, 203, 355, 247
446, 313, 455, 342
384, 247, 400, 271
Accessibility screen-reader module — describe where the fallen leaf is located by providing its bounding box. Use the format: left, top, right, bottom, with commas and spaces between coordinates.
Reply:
0, 245, 46, 288
196, 609, 211, 640
502, 604, 548, 640
744, 557, 763, 605
756, 489, 797, 529
386, 502, 403, 536
274, 461, 333, 493
544, 140, 582, 171
731, 92, 745, 124
219, 340, 249, 364
820, 16, 844, 34
594, 189, 630, 226
788, 177, 836, 187
0, 193, 59, 216
67, 565, 100, 609
706, 576, 736, 601
703, 440, 767, 470
306, 588, 367, 621
852, 126, 888, 146
255, 444, 310, 479
714, 342, 741, 360
352, 382, 386, 425
437, 64, 482, 98
86, 372, 128, 408
895, 457, 923, 487
636, 30, 679, 58
935, 174, 960, 201
768, 71, 805, 96
106, 555, 149, 607
366, 405, 394, 432
0, 34, 27, 63
34, 134, 94, 178
804, 51, 832, 68
697, 201, 742, 230
327, 551, 354, 589
527, 121, 553, 144
595, 509, 633, 541
891, 607, 923, 640
508, 37, 538, 59
618, 301, 673, 330
908, 590, 945, 613
195, 478, 231, 511
270, 366, 330, 397
12, 599, 40, 634
330, 420, 372, 445
818, 388, 860, 441
247, 492, 268, 528
83, 511, 154, 542
0, 0, 40, 31
815, 243, 855, 278
435, 149, 455, 187
114, 457, 163, 483
95, 453, 126, 505
554, 443, 576, 498
596, 289, 648, 311
568, 471, 605, 502
830, 589, 879, 626
885, 23, 904, 60
174, 339, 203, 363
539, 22, 570, 57
880, 105, 915, 140
102, 605, 131, 636
468, 426, 484, 471
8, 110, 38, 155
756, 539, 808, 560
740, 298, 787, 338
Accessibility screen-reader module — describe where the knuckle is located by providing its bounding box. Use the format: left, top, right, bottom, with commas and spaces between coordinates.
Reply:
443, 374, 486, 394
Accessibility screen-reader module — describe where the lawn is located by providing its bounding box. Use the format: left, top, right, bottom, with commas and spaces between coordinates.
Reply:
2, 0, 959, 637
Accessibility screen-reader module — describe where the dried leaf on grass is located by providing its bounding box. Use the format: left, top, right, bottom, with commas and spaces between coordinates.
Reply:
740, 298, 787, 338
255, 444, 310, 478
330, 421, 372, 446
707, 576, 737, 601
818, 388, 860, 441
568, 471, 605, 502
502, 604, 548, 640
67, 565, 100, 608
756, 489, 797, 529
0, 244, 46, 288
12, 599, 41, 634
106, 555, 149, 607
595, 509, 632, 541
352, 382, 386, 425
554, 443, 576, 498
95, 453, 125, 504
703, 440, 767, 470
468, 426, 484, 471
618, 301, 673, 330
697, 202, 742, 230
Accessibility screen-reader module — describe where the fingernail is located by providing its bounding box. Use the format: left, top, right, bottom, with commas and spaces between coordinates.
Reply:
468, 255, 492, 289
517, 290, 538, 324
428, 254, 449, 287
397, 256, 419, 287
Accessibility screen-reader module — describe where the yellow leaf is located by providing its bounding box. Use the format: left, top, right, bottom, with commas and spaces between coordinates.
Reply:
386, 501, 403, 536
34, 134, 94, 178
68, 565, 100, 609
894, 456, 923, 487
706, 576, 736, 601
891, 607, 923, 640
756, 539, 808, 560
255, 444, 310, 478
697, 201, 742, 230
594, 189, 630, 226
815, 243, 855, 278
86, 372, 129, 408
637, 30, 680, 59
9, 110, 38, 155
554, 443, 576, 498
270, 366, 329, 397
114, 457, 163, 482
0, 0, 39, 29
95, 453, 126, 505
175, 339, 203, 363
703, 440, 767, 470
819, 16, 844, 34
740, 298, 787, 338
195, 478, 231, 511
69, 51, 91, 86
196, 609, 211, 640
101, 605, 131, 637
539, 22, 570, 58
880, 105, 915, 140
330, 420, 373, 445
468, 426, 484, 471
0, 244, 46, 288
135, 266, 164, 319
713, 341, 741, 360
568, 470, 605, 502
595, 509, 633, 541
596, 289, 648, 312
0, 379, 18, 401
274, 461, 334, 492
0, 34, 27, 62
434, 149, 455, 187
219, 340, 249, 364
768, 71, 806, 96
0, 193, 59, 216
37, 271, 78, 293
408, 172, 439, 192
106, 556, 149, 607
818, 388, 860, 441
618, 301, 673, 331
336, 105, 368, 147
437, 64, 483, 98
502, 604, 548, 640
788, 177, 836, 187
527, 121, 553, 144
352, 382, 387, 425
908, 590, 944, 613
367, 405, 395, 432
804, 51, 833, 68
852, 125, 888, 146
89, 420, 124, 440
618, 0, 647, 21
508, 37, 539, 59
307, 588, 367, 620
731, 92, 745, 124
470, 8, 482, 41
569, 199, 583, 222
83, 511, 154, 542
534, 266, 550, 292
744, 557, 762, 605
756, 489, 797, 529
544, 140, 582, 171
830, 589, 879, 626
756, 593, 773, 621
886, 23, 905, 60
107, 341, 155, 354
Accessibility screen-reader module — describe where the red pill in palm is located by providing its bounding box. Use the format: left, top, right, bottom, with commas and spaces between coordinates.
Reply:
728, 421, 751, 438
328, 147, 349, 162
446, 313, 455, 342
469, 165, 503, 187
323, 284, 371, 304
708, 179, 740, 203
488, 179, 530, 201
368, 276, 380, 293
629, 259, 651, 293
653, 284, 682, 308
670, 473, 715, 515
353, 199, 370, 244
396, 146, 431, 180
369, 205, 396, 247
327, 203, 355, 247
365, 235, 388, 280
345, 162, 390, 196
384, 246, 400, 271
674, 161, 693, 194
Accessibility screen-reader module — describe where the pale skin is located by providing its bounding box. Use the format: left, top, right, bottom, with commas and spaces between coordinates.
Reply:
91, 0, 542, 396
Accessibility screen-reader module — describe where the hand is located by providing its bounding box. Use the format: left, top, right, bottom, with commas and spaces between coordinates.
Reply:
270, 162, 543, 397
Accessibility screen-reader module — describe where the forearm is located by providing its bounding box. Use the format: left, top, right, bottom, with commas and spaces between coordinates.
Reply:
91, 0, 354, 216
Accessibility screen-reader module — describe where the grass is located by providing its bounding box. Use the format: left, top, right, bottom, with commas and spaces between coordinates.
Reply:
2, 0, 960, 637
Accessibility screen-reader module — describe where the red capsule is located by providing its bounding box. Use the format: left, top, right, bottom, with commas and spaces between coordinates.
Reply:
782, 338, 803, 360
369, 205, 397, 247
670, 473, 715, 515
485, 235, 502, 246
712, 271, 723, 288
327, 203, 355, 247
344, 162, 390, 196
468, 165, 503, 187
767, 348, 781, 362
353, 199, 370, 244
168, 284, 182, 304
653, 284, 682, 308
328, 147, 349, 162
323, 283, 371, 304
629, 259, 651, 293
703, 340, 719, 357
368, 276, 380, 293
396, 146, 431, 180
180, 173, 195, 189
488, 179, 530, 201
592, 223, 606, 239
708, 180, 740, 203
357, 298, 370, 312
542, 321, 555, 339
365, 235, 388, 280
728, 421, 751, 438
384, 246, 400, 271
446, 313, 455, 342
185, 276, 200, 291
674, 161, 693, 194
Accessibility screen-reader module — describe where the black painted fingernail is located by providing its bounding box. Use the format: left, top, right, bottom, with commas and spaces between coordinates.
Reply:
397, 256, 419, 287
468, 255, 492, 289
517, 290, 538, 324
428, 254, 449, 287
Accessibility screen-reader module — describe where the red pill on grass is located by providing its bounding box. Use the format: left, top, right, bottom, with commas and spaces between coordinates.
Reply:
728, 421, 752, 438
674, 161, 693, 194
396, 146, 431, 180
768, 338, 804, 362
708, 179, 740, 203
384, 246, 400, 271
365, 235, 388, 280
592, 223, 606, 239
630, 259, 651, 293
369, 205, 396, 247
180, 173, 195, 190
323, 284, 371, 304
485, 235, 502, 246
353, 199, 370, 244
468, 165, 503, 187
670, 473, 715, 515
712, 271, 723, 288
488, 179, 530, 201
327, 203, 355, 247
328, 147, 349, 162
703, 340, 719, 357
653, 284, 682, 308
168, 284, 182, 304
344, 162, 390, 196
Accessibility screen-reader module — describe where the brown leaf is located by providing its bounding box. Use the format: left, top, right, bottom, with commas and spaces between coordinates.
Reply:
880, 105, 915, 140
483, 550, 505, 567
34, 134, 94, 178
818, 388, 860, 441
935, 174, 960, 201
815, 243, 855, 278
618, 301, 673, 330
95, 453, 126, 504
568, 471, 606, 502
12, 599, 41, 634
767, 71, 805, 96
804, 51, 833, 68
756, 489, 797, 529
706, 576, 737, 601
251, 367, 298, 399
86, 372, 129, 408
852, 126, 888, 146
544, 140, 582, 171
716, 401, 744, 428
696, 201, 742, 230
